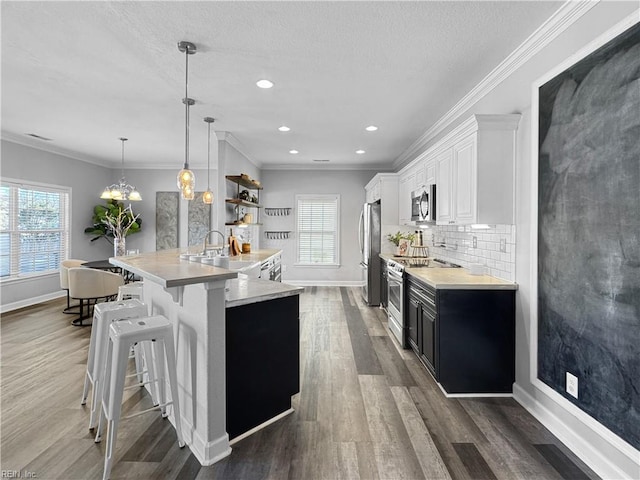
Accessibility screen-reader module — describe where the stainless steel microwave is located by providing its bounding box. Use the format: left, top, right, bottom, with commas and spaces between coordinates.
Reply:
411, 184, 436, 223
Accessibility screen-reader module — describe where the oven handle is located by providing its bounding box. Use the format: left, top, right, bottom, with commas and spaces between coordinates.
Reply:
358, 209, 364, 255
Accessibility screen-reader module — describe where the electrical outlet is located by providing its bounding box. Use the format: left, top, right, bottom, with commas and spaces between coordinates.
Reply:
472, 236, 477, 248
500, 238, 507, 253
566, 372, 578, 398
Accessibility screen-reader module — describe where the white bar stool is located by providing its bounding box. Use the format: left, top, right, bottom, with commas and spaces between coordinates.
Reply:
80, 299, 155, 431
96, 315, 184, 480
116, 281, 143, 301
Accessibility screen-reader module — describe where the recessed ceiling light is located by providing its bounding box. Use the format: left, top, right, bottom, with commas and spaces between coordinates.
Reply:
365, 125, 378, 132
256, 79, 274, 89
289, 150, 299, 154
356, 150, 365, 154
278, 125, 291, 132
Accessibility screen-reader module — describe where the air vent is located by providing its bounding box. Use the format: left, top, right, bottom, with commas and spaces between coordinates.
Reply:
312, 159, 330, 162
25, 133, 52, 141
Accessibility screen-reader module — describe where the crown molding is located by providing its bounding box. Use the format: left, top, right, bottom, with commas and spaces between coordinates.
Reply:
261, 163, 388, 172
1, 131, 118, 168
392, 0, 599, 170
216, 131, 263, 169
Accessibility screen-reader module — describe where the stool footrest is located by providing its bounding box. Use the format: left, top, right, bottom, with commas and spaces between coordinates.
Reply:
123, 377, 160, 391
121, 402, 173, 420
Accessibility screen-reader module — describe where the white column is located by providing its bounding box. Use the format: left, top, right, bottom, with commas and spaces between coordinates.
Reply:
144, 278, 231, 465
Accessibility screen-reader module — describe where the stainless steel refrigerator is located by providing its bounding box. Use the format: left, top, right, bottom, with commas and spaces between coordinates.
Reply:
359, 200, 381, 306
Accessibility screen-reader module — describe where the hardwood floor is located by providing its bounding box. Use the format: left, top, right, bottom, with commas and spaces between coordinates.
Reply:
1, 287, 599, 480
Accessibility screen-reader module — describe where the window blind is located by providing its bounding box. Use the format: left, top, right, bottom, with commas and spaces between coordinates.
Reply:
0, 180, 70, 279
296, 195, 339, 265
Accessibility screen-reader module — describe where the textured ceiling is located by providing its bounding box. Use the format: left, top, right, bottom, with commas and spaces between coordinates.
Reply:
1, 1, 561, 170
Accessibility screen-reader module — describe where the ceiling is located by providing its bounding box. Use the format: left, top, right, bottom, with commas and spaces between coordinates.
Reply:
1, 1, 562, 171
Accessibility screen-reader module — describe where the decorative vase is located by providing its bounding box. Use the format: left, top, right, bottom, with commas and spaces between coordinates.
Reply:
114, 237, 126, 257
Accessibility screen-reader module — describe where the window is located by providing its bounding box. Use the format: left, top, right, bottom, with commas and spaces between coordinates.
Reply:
0, 179, 70, 280
296, 194, 340, 266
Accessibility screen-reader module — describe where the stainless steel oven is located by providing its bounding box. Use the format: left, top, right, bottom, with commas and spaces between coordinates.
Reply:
387, 259, 406, 347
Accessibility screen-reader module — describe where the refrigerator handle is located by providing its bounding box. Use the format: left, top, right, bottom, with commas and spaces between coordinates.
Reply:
358, 209, 364, 254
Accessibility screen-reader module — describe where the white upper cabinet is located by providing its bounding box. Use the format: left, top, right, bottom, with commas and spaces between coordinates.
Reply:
365, 173, 399, 225
435, 148, 453, 223
425, 160, 436, 186
453, 134, 476, 224
398, 169, 416, 225
434, 114, 520, 225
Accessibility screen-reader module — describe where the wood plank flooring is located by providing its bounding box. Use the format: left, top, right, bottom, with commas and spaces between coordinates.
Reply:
1, 287, 599, 480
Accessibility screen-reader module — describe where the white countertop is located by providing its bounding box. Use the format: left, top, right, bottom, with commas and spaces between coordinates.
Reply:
225, 278, 304, 308
109, 248, 281, 288
381, 253, 517, 290
406, 266, 517, 290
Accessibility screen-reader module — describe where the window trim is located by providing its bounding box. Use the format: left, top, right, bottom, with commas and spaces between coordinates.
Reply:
0, 177, 72, 283
294, 194, 340, 267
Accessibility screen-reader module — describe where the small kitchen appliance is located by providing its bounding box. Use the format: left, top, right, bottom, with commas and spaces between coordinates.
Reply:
411, 184, 436, 224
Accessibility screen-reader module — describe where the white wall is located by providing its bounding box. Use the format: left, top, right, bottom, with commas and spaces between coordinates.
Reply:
1, 140, 115, 309
219, 139, 262, 248
111, 166, 217, 253
396, 3, 639, 478
261, 169, 376, 285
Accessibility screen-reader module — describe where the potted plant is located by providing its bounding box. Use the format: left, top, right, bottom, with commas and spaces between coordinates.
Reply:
85, 199, 141, 256
387, 231, 415, 256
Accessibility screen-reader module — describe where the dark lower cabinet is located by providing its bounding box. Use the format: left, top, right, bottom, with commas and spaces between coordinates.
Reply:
407, 280, 436, 376
226, 295, 300, 439
406, 275, 515, 394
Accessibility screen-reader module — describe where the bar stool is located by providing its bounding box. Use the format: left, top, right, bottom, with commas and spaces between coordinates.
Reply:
80, 299, 154, 431
96, 315, 184, 480
116, 282, 144, 302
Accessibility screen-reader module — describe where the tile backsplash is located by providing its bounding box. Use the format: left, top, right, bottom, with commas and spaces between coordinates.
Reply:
383, 224, 516, 281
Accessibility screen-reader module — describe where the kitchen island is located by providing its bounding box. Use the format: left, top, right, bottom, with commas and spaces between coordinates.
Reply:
109, 248, 302, 465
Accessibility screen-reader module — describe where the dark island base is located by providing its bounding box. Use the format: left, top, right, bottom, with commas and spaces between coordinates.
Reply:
226, 295, 300, 440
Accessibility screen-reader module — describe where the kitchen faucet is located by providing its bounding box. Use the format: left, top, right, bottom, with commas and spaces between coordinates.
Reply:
202, 230, 226, 255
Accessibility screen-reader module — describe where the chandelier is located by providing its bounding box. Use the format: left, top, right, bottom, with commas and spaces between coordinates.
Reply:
176, 41, 196, 200
100, 137, 141, 201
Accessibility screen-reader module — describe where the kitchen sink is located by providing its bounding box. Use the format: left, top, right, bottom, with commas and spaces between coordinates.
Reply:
227, 259, 261, 278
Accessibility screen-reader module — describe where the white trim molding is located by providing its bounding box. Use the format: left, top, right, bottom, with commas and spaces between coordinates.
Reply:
392, 0, 599, 170
526, 11, 640, 480
216, 131, 263, 169
0, 291, 65, 314
514, 384, 640, 480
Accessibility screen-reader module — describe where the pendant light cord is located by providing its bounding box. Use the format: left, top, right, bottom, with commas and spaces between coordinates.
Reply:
207, 121, 211, 189
120, 138, 126, 180
184, 49, 190, 170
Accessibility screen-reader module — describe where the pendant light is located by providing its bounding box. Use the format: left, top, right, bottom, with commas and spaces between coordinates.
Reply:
176, 41, 196, 200
202, 117, 215, 204
100, 137, 141, 201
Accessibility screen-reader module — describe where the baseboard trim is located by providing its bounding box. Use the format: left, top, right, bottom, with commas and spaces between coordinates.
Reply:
513, 383, 639, 480
229, 408, 295, 446
1, 291, 65, 314
174, 414, 232, 467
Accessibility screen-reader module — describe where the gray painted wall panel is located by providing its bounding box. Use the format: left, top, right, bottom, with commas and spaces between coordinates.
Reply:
537, 23, 640, 449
